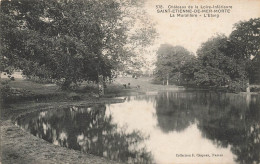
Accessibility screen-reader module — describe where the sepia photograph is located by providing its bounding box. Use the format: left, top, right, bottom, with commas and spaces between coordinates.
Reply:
0, 0, 259, 163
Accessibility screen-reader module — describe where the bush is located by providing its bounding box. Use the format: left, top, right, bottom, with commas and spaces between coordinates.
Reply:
0, 80, 12, 101
250, 86, 260, 92
228, 80, 247, 93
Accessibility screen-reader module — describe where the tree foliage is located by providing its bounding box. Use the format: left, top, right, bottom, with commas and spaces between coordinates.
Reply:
228, 18, 260, 60
0, 0, 157, 89
154, 18, 260, 92
249, 55, 260, 84
154, 44, 194, 84
195, 35, 248, 89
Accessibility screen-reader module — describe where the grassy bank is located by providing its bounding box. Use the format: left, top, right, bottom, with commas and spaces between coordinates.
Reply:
1, 76, 182, 103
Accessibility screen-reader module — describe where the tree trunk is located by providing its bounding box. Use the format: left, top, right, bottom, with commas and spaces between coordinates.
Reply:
246, 82, 250, 93
98, 75, 104, 97
167, 74, 169, 86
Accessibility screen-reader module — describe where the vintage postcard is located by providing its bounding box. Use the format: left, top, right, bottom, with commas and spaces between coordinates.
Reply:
1, 0, 259, 164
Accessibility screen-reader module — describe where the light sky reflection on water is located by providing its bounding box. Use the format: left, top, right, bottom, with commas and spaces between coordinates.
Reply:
106, 95, 235, 164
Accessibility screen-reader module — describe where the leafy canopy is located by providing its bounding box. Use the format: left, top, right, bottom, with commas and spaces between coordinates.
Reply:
154, 44, 194, 83
0, 0, 157, 88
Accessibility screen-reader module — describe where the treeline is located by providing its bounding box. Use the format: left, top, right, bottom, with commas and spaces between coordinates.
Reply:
154, 18, 260, 92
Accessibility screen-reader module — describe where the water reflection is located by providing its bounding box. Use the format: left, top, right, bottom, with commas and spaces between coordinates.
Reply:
16, 105, 153, 163
17, 91, 260, 164
154, 92, 260, 164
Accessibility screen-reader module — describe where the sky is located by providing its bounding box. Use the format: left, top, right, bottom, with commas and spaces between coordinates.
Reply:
143, 0, 260, 57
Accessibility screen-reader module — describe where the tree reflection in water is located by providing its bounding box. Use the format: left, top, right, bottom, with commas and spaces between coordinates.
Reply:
16, 91, 259, 164
16, 104, 153, 163
154, 91, 260, 164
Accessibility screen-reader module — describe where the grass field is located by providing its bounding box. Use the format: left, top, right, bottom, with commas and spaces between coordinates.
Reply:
1, 73, 179, 97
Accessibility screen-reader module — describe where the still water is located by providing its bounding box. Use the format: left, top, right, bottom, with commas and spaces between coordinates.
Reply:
16, 91, 260, 164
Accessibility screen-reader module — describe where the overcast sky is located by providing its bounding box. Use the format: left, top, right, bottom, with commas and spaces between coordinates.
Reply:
143, 0, 260, 56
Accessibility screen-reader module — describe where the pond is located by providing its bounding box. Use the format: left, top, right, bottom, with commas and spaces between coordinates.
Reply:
16, 91, 260, 164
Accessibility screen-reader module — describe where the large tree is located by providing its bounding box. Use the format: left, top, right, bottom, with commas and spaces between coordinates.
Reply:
227, 18, 260, 60
195, 34, 247, 87
181, 17, 260, 91
227, 18, 260, 85
0, 0, 156, 89
154, 44, 194, 85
